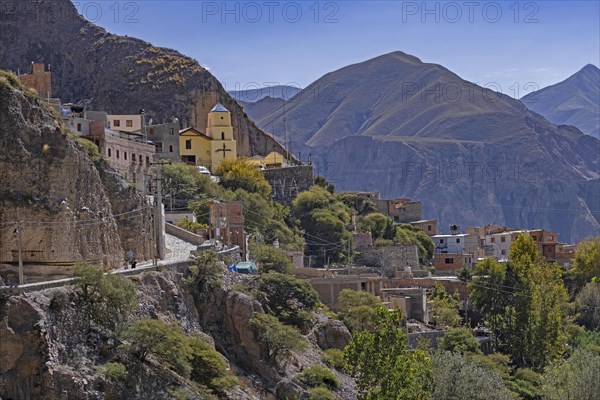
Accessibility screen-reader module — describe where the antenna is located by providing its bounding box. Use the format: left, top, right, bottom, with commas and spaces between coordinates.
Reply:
283, 101, 289, 163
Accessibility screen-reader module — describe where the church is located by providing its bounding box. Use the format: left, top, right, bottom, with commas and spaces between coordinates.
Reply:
179, 103, 237, 171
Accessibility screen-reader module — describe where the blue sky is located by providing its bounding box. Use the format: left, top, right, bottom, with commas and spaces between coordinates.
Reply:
75, 1, 600, 97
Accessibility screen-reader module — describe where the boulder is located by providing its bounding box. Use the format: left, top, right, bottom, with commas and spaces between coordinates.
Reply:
314, 320, 352, 350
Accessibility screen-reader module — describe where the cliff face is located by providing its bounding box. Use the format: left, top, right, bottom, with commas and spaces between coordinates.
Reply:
0, 0, 286, 158
0, 268, 356, 399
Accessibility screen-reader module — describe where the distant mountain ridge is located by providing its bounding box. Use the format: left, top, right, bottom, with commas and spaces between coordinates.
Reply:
248, 51, 600, 243
522, 64, 600, 139
229, 85, 302, 102
0, 0, 286, 158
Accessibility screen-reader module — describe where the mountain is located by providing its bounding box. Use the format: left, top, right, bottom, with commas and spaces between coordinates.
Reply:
239, 96, 286, 125
0, 0, 286, 158
229, 85, 302, 102
250, 52, 600, 243
522, 64, 600, 139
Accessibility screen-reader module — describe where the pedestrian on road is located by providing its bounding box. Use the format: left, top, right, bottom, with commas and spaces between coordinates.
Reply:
131, 258, 137, 269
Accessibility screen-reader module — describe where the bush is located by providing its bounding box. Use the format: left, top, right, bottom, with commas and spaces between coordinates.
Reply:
73, 263, 137, 328
249, 313, 307, 363
439, 327, 482, 354
251, 243, 294, 274
187, 250, 224, 300
321, 349, 346, 370
297, 365, 340, 389
308, 386, 334, 400
337, 289, 382, 333
257, 272, 319, 329
104, 362, 127, 380
122, 318, 238, 394
176, 219, 208, 234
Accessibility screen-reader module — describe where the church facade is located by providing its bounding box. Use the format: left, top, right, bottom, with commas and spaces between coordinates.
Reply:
179, 103, 237, 171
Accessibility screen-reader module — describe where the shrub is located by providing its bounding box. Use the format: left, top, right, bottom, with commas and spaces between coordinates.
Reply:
337, 289, 382, 333
249, 313, 306, 363
70, 134, 101, 162
176, 219, 208, 234
73, 263, 137, 329
257, 272, 319, 329
104, 362, 127, 380
321, 349, 346, 370
187, 250, 224, 301
308, 386, 334, 400
251, 243, 294, 274
297, 365, 340, 389
439, 327, 482, 354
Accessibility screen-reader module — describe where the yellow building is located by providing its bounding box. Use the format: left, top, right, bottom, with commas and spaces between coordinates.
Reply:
246, 151, 286, 169
179, 103, 237, 171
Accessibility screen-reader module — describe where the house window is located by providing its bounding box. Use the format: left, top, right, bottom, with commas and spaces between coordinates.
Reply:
108, 148, 112, 157
547, 235, 553, 241
440, 239, 444, 244
139, 154, 143, 163
185, 139, 192, 150
116, 150, 120, 159
126, 120, 133, 128
445, 258, 454, 264
221, 132, 225, 139
124, 152, 127, 160
221, 116, 223, 120
113, 120, 120, 127
169, 128, 174, 135
501, 249, 506, 255
456, 238, 461, 243
146, 156, 150, 166
427, 225, 431, 231
501, 236, 506, 243
491, 237, 496, 243
169, 145, 173, 152
149, 128, 155, 135
155, 142, 163, 153
132, 153, 136, 163
77, 123, 82, 132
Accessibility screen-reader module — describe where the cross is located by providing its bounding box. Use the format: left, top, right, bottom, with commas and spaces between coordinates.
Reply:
215, 143, 232, 158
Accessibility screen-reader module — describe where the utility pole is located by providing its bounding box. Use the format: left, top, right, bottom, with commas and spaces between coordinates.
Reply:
15, 209, 24, 285
152, 160, 171, 260
226, 205, 231, 248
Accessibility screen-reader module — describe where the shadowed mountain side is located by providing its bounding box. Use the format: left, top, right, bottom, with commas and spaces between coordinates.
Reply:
0, 0, 286, 158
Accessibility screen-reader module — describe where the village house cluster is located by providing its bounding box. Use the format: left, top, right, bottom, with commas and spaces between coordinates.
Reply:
15, 64, 579, 350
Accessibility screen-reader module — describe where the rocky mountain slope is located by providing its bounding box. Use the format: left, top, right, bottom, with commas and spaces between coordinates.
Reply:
0, 266, 355, 399
249, 52, 600, 242
0, 0, 286, 158
522, 64, 600, 139
0, 73, 151, 276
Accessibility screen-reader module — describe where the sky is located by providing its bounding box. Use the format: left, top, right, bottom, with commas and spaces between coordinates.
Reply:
74, 1, 600, 97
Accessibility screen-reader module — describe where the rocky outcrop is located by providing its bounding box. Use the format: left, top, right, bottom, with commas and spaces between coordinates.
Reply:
0, 77, 127, 272
314, 320, 352, 350
0, 269, 358, 399
0, 0, 287, 159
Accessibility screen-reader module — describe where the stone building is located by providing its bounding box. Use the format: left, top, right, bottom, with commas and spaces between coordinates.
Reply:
374, 197, 422, 223
262, 165, 314, 206
17, 63, 51, 98
410, 219, 438, 236
147, 120, 181, 163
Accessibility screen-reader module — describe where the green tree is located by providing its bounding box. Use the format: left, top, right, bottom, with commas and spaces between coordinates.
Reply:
337, 289, 382, 333
335, 193, 377, 216
187, 250, 224, 303
429, 282, 461, 328
576, 282, 600, 331
571, 236, 600, 291
394, 225, 435, 265
439, 327, 481, 354
430, 352, 512, 400
541, 348, 600, 400
251, 243, 294, 274
215, 158, 271, 197
358, 213, 396, 240
257, 272, 319, 328
470, 258, 509, 347
314, 175, 335, 193
162, 163, 218, 209
73, 263, 137, 329
344, 306, 431, 399
249, 313, 307, 364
